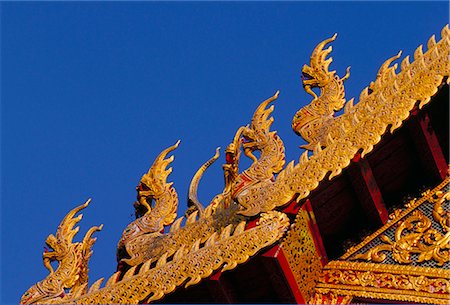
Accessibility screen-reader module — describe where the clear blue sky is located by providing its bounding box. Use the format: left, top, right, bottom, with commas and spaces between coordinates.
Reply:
1, 2, 448, 304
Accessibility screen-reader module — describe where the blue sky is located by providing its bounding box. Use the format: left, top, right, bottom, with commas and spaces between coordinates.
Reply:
1, 2, 448, 304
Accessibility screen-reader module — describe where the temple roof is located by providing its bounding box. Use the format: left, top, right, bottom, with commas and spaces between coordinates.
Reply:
21, 25, 450, 305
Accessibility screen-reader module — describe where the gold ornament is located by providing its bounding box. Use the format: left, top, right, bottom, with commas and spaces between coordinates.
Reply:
315, 177, 450, 304
292, 33, 351, 151
309, 291, 353, 304
232, 91, 289, 216
117, 141, 180, 265
282, 209, 323, 302
240, 25, 450, 216
350, 184, 450, 266
118, 90, 289, 266
317, 262, 450, 304
69, 211, 289, 304
21, 26, 450, 304
20, 200, 102, 304
187, 147, 221, 216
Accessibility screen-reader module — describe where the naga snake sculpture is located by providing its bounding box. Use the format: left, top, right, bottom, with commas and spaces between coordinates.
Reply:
117, 141, 180, 264
116, 91, 288, 266
20, 200, 102, 304
21, 25, 450, 304
292, 34, 351, 151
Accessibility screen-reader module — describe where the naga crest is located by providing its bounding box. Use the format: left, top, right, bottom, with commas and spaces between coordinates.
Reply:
20, 200, 102, 304
231, 92, 287, 216
242, 91, 278, 160
301, 33, 350, 103
240, 91, 285, 179
118, 141, 179, 253
293, 34, 351, 150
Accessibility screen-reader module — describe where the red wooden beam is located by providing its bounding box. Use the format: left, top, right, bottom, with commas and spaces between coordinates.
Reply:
303, 199, 328, 265
348, 153, 389, 225
282, 197, 302, 216
408, 109, 448, 181
261, 244, 305, 304
206, 271, 237, 303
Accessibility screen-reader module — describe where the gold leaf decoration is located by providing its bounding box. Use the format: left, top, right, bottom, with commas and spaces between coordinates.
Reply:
68, 211, 289, 304
20, 200, 102, 304
351, 188, 450, 266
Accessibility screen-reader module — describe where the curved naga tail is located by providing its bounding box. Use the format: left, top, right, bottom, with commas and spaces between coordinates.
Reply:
188, 147, 221, 216
21, 200, 102, 305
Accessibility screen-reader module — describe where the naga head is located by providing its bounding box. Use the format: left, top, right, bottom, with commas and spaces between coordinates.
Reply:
292, 34, 350, 148
118, 141, 180, 248
135, 140, 180, 218
21, 200, 102, 304
301, 34, 350, 100
241, 91, 279, 163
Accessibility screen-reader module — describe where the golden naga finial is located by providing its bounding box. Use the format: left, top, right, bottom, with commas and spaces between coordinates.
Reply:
21, 200, 102, 304
137, 140, 180, 216
241, 91, 281, 165
118, 141, 180, 263
293, 34, 350, 150
232, 91, 287, 216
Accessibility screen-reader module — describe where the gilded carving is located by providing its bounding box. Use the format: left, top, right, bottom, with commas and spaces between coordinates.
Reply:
20, 200, 102, 304
282, 209, 323, 302
316, 178, 450, 304
21, 26, 450, 304
292, 33, 351, 151
343, 176, 450, 263
233, 26, 450, 217
187, 147, 221, 215
232, 91, 290, 216
309, 291, 353, 304
117, 141, 180, 265
317, 262, 450, 304
116, 91, 287, 266
351, 208, 450, 265
69, 211, 289, 304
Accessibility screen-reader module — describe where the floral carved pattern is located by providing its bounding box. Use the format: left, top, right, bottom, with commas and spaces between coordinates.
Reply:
351, 189, 450, 266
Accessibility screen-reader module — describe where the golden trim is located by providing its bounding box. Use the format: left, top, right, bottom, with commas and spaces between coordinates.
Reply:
118, 141, 180, 265
22, 26, 450, 304
309, 291, 353, 304
324, 260, 450, 278
69, 211, 289, 304
239, 26, 450, 216
315, 286, 449, 304
20, 200, 102, 304
319, 249, 450, 303
342, 175, 450, 260
320, 269, 449, 295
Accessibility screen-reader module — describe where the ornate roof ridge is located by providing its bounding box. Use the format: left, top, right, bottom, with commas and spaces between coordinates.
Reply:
21, 25, 450, 304
247, 24, 450, 216
68, 211, 289, 304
